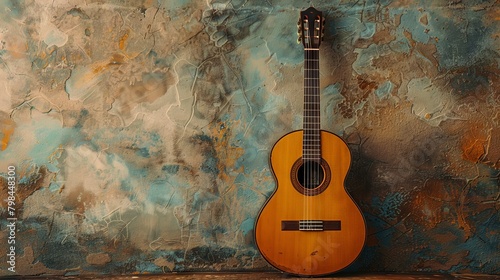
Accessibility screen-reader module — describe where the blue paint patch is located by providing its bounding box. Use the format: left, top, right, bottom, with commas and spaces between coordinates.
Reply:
234, 144, 260, 173
147, 180, 171, 205
0, 1, 23, 29
190, 134, 219, 176
162, 165, 180, 174
201, 155, 219, 175
237, 185, 260, 207
240, 218, 255, 236
398, 10, 432, 44
48, 182, 61, 192
136, 147, 150, 158
375, 81, 393, 99
360, 22, 376, 39
28, 122, 80, 167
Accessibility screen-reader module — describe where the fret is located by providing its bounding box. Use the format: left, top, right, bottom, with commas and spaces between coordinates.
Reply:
304, 81, 319, 85
303, 138, 320, 142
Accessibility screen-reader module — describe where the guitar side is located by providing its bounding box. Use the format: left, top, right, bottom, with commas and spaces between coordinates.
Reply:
255, 130, 366, 276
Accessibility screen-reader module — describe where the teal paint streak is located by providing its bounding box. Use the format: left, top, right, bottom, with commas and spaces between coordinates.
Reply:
375, 81, 393, 99
360, 22, 376, 39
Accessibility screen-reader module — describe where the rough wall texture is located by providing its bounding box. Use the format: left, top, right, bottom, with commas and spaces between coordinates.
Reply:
0, 0, 498, 277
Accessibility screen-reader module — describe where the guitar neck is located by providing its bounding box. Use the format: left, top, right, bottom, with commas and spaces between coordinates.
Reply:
303, 48, 321, 162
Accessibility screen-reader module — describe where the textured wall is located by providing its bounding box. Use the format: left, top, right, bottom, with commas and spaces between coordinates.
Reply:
0, 0, 498, 276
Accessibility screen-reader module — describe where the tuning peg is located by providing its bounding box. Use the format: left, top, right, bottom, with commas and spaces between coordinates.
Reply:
297, 36, 302, 44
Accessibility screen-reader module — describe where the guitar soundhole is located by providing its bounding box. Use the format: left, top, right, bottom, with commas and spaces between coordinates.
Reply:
291, 158, 331, 196
298, 161, 324, 189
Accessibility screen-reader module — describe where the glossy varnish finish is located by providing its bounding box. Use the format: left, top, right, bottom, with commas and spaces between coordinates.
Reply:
255, 130, 366, 276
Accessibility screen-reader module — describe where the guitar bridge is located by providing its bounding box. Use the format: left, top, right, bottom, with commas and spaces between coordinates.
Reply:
281, 220, 341, 231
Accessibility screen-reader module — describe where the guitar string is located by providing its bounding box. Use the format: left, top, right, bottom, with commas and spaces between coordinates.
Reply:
305, 15, 309, 227
303, 15, 307, 227
302, 15, 307, 227
305, 15, 321, 228
305, 15, 312, 226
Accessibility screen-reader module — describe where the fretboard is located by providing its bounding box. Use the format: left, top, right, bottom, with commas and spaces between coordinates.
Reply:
303, 49, 321, 162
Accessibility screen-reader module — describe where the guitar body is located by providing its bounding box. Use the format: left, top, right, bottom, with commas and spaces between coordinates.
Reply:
255, 130, 366, 276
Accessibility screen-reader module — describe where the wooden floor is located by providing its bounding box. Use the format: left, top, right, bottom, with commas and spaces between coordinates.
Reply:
16, 272, 499, 280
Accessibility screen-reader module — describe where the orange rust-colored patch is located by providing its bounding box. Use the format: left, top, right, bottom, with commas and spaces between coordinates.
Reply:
92, 63, 108, 74
460, 127, 487, 163
119, 31, 129, 50
211, 120, 245, 182
357, 76, 378, 92
461, 138, 485, 163
1, 119, 15, 151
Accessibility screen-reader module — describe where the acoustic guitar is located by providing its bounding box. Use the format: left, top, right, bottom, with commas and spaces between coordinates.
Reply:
254, 7, 366, 276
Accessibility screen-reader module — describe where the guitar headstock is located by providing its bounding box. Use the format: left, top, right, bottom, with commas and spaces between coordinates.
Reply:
297, 7, 325, 48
